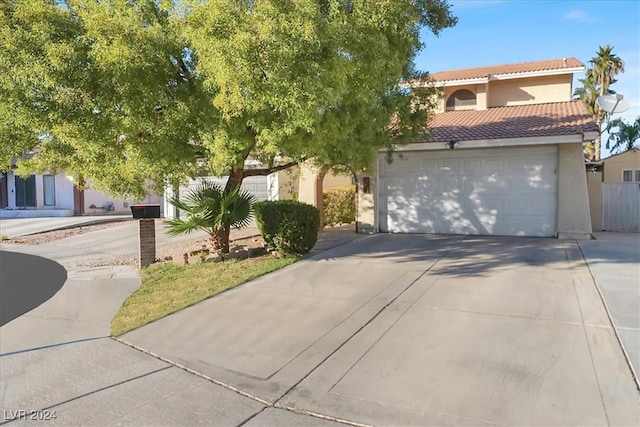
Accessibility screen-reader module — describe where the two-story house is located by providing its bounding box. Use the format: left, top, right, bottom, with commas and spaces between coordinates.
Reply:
356, 58, 599, 238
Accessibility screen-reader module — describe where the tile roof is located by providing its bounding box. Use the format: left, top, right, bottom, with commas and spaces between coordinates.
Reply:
430, 58, 584, 82
416, 101, 599, 143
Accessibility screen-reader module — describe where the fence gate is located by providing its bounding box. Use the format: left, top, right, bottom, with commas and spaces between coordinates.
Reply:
602, 183, 640, 232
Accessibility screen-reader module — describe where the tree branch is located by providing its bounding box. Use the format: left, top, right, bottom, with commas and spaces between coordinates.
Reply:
243, 158, 306, 177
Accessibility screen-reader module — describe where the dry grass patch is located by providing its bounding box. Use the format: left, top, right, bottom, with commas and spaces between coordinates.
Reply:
111, 255, 298, 336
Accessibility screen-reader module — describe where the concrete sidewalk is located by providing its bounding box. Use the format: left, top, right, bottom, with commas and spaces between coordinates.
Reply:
579, 232, 640, 383
0, 215, 131, 239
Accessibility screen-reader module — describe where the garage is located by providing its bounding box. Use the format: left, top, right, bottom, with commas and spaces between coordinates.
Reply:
378, 145, 558, 237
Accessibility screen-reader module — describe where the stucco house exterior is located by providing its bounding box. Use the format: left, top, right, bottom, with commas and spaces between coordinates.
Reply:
356, 58, 599, 239
586, 148, 640, 231
0, 170, 163, 218
0, 171, 76, 217
163, 162, 352, 220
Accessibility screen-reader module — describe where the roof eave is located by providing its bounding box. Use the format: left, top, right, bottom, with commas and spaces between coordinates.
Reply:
393, 134, 586, 151
491, 66, 585, 81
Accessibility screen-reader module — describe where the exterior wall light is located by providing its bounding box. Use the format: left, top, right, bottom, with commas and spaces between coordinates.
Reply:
446, 141, 459, 149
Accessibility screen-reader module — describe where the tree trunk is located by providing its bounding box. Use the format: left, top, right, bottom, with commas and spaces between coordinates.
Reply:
224, 166, 244, 194
210, 228, 230, 254
595, 114, 603, 161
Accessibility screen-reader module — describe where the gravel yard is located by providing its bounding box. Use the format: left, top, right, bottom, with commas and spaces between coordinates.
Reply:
7, 221, 265, 268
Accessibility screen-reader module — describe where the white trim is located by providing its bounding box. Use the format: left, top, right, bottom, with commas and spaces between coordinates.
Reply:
424, 78, 489, 88
583, 131, 599, 141
267, 172, 279, 201
394, 134, 584, 152
490, 67, 584, 80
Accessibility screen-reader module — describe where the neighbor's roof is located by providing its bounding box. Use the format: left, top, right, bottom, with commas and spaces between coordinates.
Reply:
430, 58, 584, 82
415, 101, 599, 143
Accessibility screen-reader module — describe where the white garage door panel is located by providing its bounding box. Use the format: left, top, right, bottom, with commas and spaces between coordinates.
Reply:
182, 175, 269, 201
379, 146, 557, 237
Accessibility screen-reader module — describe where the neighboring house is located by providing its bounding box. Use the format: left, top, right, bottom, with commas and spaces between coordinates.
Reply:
0, 170, 163, 218
81, 183, 163, 216
164, 162, 352, 219
356, 58, 599, 238
0, 171, 76, 217
586, 148, 640, 231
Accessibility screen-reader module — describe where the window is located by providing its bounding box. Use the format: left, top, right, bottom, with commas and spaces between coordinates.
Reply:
622, 169, 640, 182
43, 174, 55, 206
15, 175, 36, 207
446, 89, 476, 110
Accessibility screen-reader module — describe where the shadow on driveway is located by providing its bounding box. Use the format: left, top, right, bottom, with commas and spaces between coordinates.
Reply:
311, 233, 638, 277
0, 251, 67, 326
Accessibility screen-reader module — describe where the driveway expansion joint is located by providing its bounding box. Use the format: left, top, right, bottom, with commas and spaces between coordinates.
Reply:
112, 337, 371, 426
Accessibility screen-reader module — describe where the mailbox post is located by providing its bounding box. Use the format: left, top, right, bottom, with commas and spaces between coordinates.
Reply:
131, 205, 161, 268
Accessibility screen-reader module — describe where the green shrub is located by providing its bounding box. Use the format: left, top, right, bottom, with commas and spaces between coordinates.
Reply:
254, 200, 319, 255
323, 185, 356, 226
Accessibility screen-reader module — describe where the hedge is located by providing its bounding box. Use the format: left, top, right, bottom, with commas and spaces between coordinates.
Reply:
253, 200, 320, 256
323, 185, 355, 226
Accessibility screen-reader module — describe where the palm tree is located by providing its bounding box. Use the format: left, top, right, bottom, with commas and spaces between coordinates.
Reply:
606, 117, 640, 154
165, 181, 255, 254
590, 45, 625, 160
573, 68, 599, 159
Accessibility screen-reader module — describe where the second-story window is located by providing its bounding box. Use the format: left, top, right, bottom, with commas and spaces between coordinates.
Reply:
446, 89, 476, 110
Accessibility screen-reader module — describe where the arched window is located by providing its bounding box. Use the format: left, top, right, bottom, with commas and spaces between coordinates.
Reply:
446, 89, 477, 110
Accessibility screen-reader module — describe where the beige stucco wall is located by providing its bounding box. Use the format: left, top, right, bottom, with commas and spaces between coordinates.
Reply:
297, 163, 318, 206
324, 171, 352, 190
295, 163, 354, 204
277, 166, 300, 200
586, 170, 603, 231
84, 184, 162, 215
488, 75, 572, 107
602, 149, 640, 182
557, 143, 593, 238
476, 83, 488, 110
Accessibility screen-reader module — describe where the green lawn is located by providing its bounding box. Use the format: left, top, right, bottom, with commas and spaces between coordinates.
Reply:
111, 255, 298, 336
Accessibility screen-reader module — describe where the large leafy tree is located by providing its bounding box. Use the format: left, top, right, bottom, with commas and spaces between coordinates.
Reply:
574, 45, 625, 161
1, 0, 456, 197
606, 117, 640, 154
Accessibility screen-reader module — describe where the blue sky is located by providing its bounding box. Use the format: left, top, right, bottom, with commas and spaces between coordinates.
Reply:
415, 0, 640, 157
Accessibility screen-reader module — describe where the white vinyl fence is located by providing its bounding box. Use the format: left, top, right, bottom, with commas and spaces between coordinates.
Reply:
601, 183, 640, 232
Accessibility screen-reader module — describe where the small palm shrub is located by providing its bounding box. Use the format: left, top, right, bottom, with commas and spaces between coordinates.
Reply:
253, 200, 319, 256
323, 185, 355, 226
165, 181, 255, 254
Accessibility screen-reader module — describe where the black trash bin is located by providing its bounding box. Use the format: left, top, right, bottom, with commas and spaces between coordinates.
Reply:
130, 204, 161, 219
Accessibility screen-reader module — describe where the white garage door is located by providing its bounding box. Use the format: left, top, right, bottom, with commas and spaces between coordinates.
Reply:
183, 175, 269, 201
378, 146, 558, 237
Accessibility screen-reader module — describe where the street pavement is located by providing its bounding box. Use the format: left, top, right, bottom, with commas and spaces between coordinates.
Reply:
0, 252, 67, 327
1, 220, 639, 426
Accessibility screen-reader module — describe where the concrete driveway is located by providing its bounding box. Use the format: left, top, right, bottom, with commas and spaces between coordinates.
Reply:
121, 234, 640, 426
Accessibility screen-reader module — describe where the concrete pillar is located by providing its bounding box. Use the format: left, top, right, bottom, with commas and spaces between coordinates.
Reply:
138, 219, 156, 268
